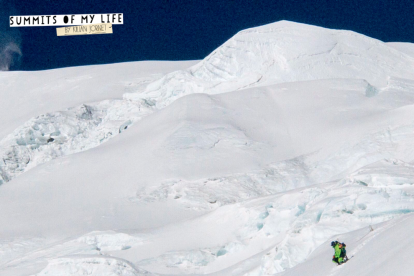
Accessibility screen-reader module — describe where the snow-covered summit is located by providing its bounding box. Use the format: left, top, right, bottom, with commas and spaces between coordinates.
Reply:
124, 20, 414, 107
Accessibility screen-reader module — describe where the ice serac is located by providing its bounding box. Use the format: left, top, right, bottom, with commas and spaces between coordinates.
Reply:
0, 61, 196, 184
124, 20, 414, 107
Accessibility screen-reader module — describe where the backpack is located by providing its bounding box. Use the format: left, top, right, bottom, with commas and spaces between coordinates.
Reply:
340, 243, 347, 257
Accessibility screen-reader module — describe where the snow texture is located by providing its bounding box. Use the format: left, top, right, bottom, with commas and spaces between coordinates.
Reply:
1, 21, 414, 276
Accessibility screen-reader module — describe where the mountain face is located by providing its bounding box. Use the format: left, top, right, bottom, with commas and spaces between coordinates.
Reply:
125, 20, 414, 106
1, 21, 414, 276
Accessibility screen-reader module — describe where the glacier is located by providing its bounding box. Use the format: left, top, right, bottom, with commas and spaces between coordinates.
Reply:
0, 20, 414, 276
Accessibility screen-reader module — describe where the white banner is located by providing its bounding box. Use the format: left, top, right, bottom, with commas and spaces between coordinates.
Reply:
56, 23, 113, 36
10, 14, 123, 27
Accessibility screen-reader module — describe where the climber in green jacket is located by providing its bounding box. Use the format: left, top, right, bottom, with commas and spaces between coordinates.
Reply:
331, 241, 344, 264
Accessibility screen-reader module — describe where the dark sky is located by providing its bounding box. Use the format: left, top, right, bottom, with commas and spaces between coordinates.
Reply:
4, 0, 414, 71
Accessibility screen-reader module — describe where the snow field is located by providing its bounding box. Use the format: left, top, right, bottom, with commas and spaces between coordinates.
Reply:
32, 158, 414, 275
1, 21, 414, 275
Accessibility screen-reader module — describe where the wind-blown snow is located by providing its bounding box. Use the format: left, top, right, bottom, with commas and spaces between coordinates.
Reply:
1, 21, 414, 276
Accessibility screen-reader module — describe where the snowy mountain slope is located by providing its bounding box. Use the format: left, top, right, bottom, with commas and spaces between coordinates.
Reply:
0, 60, 197, 140
2, 21, 414, 185
280, 213, 414, 276
4, 158, 414, 276
387, 42, 414, 58
2, 78, 414, 275
2, 77, 414, 233
1, 21, 414, 276
0, 61, 198, 184
118, 159, 414, 276
125, 21, 414, 107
